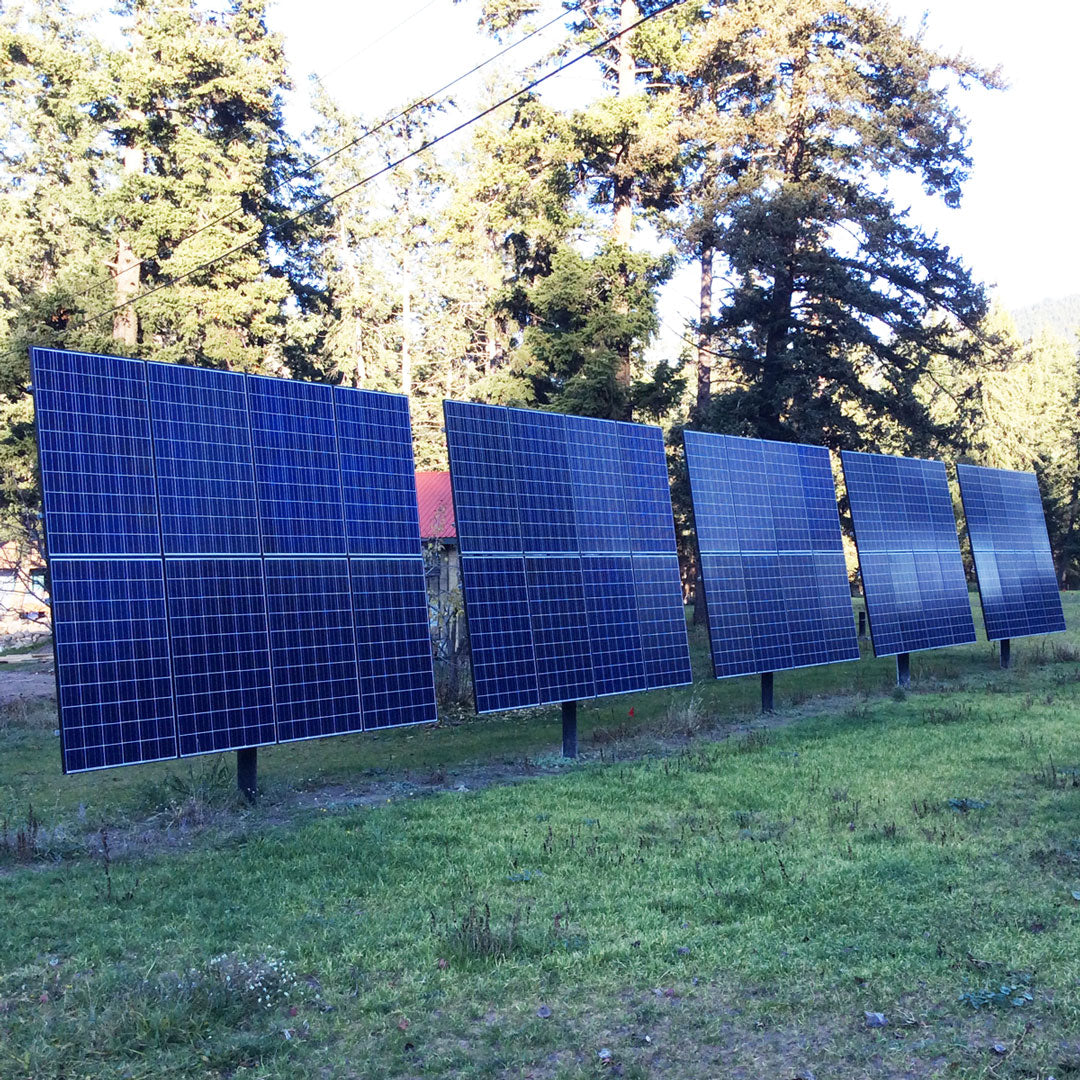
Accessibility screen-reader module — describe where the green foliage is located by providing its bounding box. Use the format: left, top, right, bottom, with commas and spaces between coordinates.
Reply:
506, 242, 683, 419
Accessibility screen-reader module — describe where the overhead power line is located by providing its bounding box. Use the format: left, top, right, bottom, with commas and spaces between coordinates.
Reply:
34, 0, 685, 348
42, 2, 581, 319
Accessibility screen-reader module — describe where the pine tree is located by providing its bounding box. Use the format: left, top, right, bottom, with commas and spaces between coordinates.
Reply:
682, 0, 1003, 449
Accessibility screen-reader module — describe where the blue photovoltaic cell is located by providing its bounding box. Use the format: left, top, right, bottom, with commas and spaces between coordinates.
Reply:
956, 463, 1066, 640
510, 409, 578, 554
351, 558, 438, 728
631, 554, 694, 686
335, 387, 421, 556
684, 430, 859, 678
166, 558, 276, 756
50, 559, 176, 772
444, 401, 522, 554
247, 376, 346, 556
264, 558, 363, 742
842, 450, 976, 656
148, 363, 260, 556
35, 349, 438, 772
444, 400, 691, 712
618, 422, 677, 553
581, 556, 646, 696
565, 416, 629, 553
524, 556, 595, 702
460, 557, 538, 712
32, 347, 160, 557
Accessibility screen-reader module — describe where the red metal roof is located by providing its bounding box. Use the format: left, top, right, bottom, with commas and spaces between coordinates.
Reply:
415, 471, 456, 540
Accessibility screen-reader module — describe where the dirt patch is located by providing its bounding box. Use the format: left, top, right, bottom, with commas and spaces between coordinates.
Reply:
0, 669, 55, 705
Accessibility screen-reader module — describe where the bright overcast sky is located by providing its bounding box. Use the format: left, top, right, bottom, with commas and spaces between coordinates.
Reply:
268, 0, 1079, 320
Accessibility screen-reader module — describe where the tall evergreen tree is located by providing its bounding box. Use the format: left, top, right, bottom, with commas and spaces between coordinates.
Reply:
683, 0, 1003, 449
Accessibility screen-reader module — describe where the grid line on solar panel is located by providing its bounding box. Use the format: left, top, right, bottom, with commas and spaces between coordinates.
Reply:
147, 363, 261, 556
247, 375, 347, 556
50, 558, 177, 772
683, 430, 859, 678
444, 400, 692, 711
841, 450, 976, 656
335, 388, 422, 557
31, 348, 161, 558
956, 463, 1066, 640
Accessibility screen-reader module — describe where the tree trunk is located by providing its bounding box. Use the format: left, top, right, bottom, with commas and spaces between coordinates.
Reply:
112, 133, 144, 347
401, 256, 412, 398
611, 0, 639, 419
691, 244, 714, 627
758, 256, 796, 440
694, 243, 714, 422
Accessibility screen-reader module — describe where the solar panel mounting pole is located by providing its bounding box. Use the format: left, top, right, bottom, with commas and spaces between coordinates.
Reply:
761, 672, 774, 713
858, 610, 867, 638
237, 747, 258, 801
562, 701, 577, 759
1000, 639, 1011, 669
896, 653, 911, 688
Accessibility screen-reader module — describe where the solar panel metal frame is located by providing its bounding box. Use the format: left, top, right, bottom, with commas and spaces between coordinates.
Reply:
31, 347, 436, 772
841, 449, 977, 657
444, 399, 691, 714
956, 462, 1066, 641
683, 430, 860, 679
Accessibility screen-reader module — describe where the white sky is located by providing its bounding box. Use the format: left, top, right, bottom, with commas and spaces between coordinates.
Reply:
268, 0, 1079, 324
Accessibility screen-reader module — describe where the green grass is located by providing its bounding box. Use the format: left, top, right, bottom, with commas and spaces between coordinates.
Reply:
2, 594, 1079, 1078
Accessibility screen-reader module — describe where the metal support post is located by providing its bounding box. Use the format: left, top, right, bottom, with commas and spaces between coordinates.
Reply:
1000, 638, 1011, 670
896, 653, 911, 688
858, 610, 867, 638
237, 747, 258, 801
761, 671, 774, 713
561, 700, 578, 759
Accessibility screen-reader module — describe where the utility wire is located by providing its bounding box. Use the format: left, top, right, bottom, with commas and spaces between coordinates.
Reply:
43, 2, 581, 319
310, 0, 444, 86
32, 0, 685, 346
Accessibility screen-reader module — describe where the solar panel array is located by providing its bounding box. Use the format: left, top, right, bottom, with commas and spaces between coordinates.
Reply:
841, 450, 976, 656
956, 463, 1066, 641
444, 401, 692, 712
683, 431, 860, 678
32, 347, 436, 773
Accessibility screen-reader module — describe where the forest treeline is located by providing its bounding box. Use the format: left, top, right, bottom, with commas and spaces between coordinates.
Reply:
1, 0, 1078, 586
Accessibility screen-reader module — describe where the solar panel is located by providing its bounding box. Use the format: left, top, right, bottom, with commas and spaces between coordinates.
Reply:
33, 348, 160, 557
31, 347, 437, 772
264, 558, 363, 742
841, 450, 976, 656
50, 558, 176, 771
247, 375, 346, 556
684, 431, 860, 678
444, 400, 691, 712
148, 363, 260, 556
335, 388, 422, 556
351, 557, 438, 728
956, 463, 1066, 640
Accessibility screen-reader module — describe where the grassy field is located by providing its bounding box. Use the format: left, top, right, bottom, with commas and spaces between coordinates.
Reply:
2, 595, 1079, 1079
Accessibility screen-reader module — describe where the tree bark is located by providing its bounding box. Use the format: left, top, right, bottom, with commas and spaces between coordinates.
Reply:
112, 131, 144, 347
695, 243, 714, 421
401, 256, 412, 398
